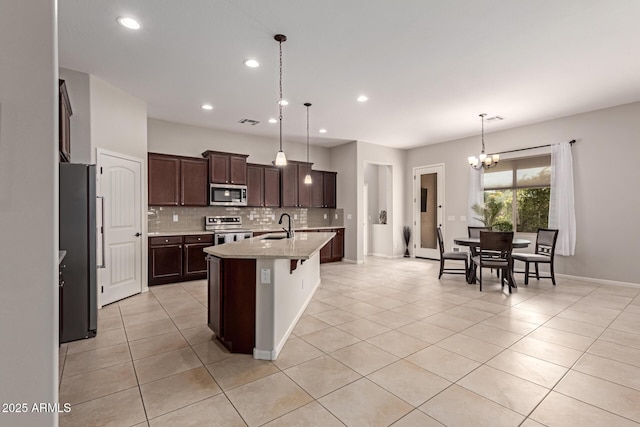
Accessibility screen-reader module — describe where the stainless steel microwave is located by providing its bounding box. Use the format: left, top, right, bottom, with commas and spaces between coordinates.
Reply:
209, 183, 247, 206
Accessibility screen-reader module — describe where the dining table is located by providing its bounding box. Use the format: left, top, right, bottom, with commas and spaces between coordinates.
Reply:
453, 236, 530, 288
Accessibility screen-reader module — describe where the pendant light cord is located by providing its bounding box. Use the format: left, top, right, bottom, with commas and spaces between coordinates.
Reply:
278, 39, 283, 152
480, 113, 486, 154
306, 105, 310, 163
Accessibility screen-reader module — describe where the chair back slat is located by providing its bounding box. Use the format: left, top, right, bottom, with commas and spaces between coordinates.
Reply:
468, 226, 492, 238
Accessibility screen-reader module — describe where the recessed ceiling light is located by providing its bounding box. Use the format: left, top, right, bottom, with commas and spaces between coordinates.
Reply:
278, 99, 289, 106
268, 118, 277, 124
319, 129, 327, 134
116, 16, 141, 30
243, 59, 260, 68
201, 104, 213, 110
357, 95, 368, 102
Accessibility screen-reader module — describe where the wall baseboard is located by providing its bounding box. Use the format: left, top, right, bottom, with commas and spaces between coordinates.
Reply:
556, 273, 640, 289
342, 258, 364, 264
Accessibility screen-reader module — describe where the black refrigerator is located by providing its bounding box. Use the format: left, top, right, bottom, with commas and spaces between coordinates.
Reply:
59, 163, 98, 343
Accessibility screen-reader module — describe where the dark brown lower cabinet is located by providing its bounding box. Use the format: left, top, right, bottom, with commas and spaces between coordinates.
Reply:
149, 234, 213, 285
318, 228, 344, 263
207, 257, 256, 354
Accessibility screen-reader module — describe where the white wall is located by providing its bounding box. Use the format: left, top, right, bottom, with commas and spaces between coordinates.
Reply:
330, 141, 358, 262
148, 118, 332, 170
59, 68, 91, 164
0, 1, 58, 426
406, 102, 640, 285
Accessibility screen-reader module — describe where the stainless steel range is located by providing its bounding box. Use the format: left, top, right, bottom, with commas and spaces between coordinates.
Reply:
205, 216, 253, 245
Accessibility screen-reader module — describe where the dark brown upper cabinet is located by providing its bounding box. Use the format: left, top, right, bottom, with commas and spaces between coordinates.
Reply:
248, 164, 281, 207
310, 170, 337, 208
323, 171, 337, 208
59, 79, 72, 162
202, 151, 249, 185
281, 161, 313, 208
148, 153, 208, 206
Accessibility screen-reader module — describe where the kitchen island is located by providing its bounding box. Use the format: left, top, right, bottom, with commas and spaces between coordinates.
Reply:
204, 232, 335, 360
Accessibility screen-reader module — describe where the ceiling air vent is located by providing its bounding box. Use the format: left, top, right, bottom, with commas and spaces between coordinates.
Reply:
238, 118, 260, 126
484, 115, 504, 123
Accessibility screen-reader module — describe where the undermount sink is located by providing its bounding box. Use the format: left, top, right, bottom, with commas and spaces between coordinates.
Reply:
262, 235, 287, 240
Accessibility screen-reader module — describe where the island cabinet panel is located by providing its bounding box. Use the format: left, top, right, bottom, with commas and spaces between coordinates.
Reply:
149, 234, 212, 285
208, 257, 256, 354
180, 158, 209, 206
246, 165, 264, 207
149, 153, 208, 207
203, 151, 249, 185
148, 154, 180, 206
310, 228, 344, 263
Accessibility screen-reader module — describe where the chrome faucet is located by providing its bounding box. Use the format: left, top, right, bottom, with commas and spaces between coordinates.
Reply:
278, 213, 294, 238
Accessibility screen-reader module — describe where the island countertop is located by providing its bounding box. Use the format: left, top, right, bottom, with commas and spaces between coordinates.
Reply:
203, 232, 335, 260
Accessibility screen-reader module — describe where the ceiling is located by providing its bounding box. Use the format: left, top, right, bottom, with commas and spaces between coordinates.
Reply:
58, 0, 640, 149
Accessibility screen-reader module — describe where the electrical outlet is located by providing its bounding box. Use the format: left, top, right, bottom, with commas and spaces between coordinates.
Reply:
347, 213, 352, 220
172, 214, 178, 222
249, 213, 254, 220
323, 213, 327, 219
335, 214, 338, 219
294, 214, 298, 220
460, 215, 467, 221
448, 215, 455, 221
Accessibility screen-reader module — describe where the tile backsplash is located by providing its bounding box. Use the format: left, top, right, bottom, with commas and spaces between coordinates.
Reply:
148, 206, 344, 233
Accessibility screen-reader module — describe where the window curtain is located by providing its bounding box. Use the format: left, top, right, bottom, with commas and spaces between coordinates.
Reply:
549, 141, 576, 255
468, 167, 484, 226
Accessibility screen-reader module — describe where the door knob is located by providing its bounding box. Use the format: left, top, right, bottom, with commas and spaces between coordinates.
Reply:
135, 232, 142, 237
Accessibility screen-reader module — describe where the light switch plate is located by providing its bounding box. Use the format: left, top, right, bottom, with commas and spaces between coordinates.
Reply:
460, 215, 467, 221
347, 213, 352, 220
172, 214, 179, 222
260, 268, 271, 284
249, 213, 254, 220
335, 214, 338, 219
323, 213, 327, 219
294, 214, 298, 220
447, 215, 455, 221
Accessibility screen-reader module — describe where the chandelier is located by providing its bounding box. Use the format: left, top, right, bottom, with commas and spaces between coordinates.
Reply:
468, 113, 499, 169
274, 34, 288, 166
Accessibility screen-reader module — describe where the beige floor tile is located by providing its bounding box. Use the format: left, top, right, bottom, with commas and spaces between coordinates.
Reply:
366, 296, 407, 309
272, 337, 323, 370
460, 323, 523, 347
134, 347, 202, 384
486, 349, 567, 388
125, 318, 178, 342
336, 318, 391, 340
303, 300, 336, 315
161, 300, 206, 318
391, 410, 444, 426
499, 307, 552, 325
299, 327, 360, 353
319, 294, 360, 308
580, 294, 633, 311
389, 303, 437, 320
192, 338, 233, 364
519, 418, 545, 427
148, 394, 246, 427
59, 362, 137, 405
481, 315, 539, 335
444, 306, 495, 323
330, 341, 398, 375
397, 320, 455, 343
311, 308, 361, 326
206, 354, 279, 391
366, 310, 415, 329
341, 301, 386, 316
129, 331, 189, 360
319, 378, 412, 427
122, 308, 170, 327
97, 314, 124, 331
368, 359, 451, 406
555, 371, 640, 422
592, 286, 640, 299
587, 339, 640, 368
263, 401, 343, 427
284, 354, 361, 398
462, 299, 510, 315
510, 337, 583, 368
140, 367, 221, 419
609, 316, 640, 335
436, 333, 504, 363
59, 387, 146, 427
346, 289, 385, 301
514, 300, 567, 316
63, 343, 131, 377
542, 316, 606, 338
423, 312, 476, 332
119, 299, 163, 317
291, 315, 331, 336
66, 328, 127, 355
527, 326, 595, 351
419, 384, 524, 427
171, 311, 207, 330
366, 330, 429, 358
599, 328, 640, 350
118, 291, 157, 307
574, 353, 640, 391
560, 304, 621, 326
406, 346, 480, 382
458, 365, 549, 415
180, 325, 215, 346
530, 391, 639, 427
226, 372, 312, 427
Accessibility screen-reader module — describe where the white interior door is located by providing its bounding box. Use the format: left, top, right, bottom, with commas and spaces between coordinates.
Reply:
414, 165, 444, 259
363, 184, 368, 256
98, 150, 143, 305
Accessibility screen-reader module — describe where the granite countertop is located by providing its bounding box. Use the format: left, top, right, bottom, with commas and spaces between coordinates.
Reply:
204, 232, 335, 260
59, 250, 67, 265
148, 225, 343, 237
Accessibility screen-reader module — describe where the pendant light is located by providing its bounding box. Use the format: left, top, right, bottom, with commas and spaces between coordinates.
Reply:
468, 113, 499, 169
303, 103, 312, 184
274, 34, 288, 166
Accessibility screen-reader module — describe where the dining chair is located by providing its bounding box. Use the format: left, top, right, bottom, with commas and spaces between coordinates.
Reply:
512, 228, 559, 286
467, 226, 492, 238
437, 227, 468, 279
472, 231, 514, 293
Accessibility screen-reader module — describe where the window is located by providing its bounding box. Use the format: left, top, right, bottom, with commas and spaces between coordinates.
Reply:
478, 155, 551, 233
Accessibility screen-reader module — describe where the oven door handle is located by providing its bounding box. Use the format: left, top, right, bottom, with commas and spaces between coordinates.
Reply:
97, 196, 106, 269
